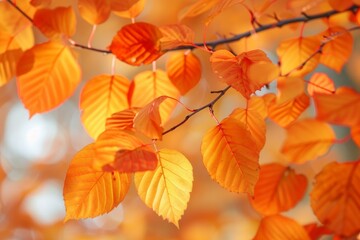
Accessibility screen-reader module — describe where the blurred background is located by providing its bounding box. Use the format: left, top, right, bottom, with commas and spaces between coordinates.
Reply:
0, 0, 359, 239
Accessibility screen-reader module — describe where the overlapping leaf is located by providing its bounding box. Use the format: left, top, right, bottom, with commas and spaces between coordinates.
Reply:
307, 73, 335, 96
110, 0, 145, 19
250, 163, 307, 215
78, 0, 111, 25
63, 144, 131, 220
135, 149, 193, 227
247, 96, 268, 119
128, 70, 180, 123
159, 24, 195, 51
106, 108, 138, 131
109, 22, 163, 66
351, 125, 360, 147
201, 116, 260, 194
268, 93, 310, 128
311, 161, 360, 237
277, 36, 321, 76
281, 119, 336, 163
166, 51, 201, 95
254, 214, 310, 240
304, 223, 332, 240
178, 0, 219, 21
80, 75, 130, 139
210, 49, 278, 99
276, 77, 304, 104
313, 87, 360, 126
328, 0, 353, 11
16, 41, 81, 116
33, 6, 76, 39
205, 0, 245, 25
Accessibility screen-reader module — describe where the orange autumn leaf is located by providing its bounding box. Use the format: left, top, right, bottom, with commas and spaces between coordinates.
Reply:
80, 75, 130, 139
254, 214, 310, 240
178, 0, 219, 21
307, 73, 335, 96
159, 24, 195, 51
276, 77, 305, 104
229, 108, 266, 150
63, 144, 131, 221
205, 0, 245, 25
78, 0, 111, 25
16, 41, 81, 116
109, 22, 163, 66
311, 161, 360, 237
313, 87, 360, 126
106, 108, 138, 131
166, 51, 201, 95
250, 163, 307, 215
128, 70, 180, 123
135, 149, 193, 228
351, 125, 360, 147
201, 116, 260, 195
93, 129, 144, 171
303, 223, 332, 240
30, 0, 52, 7
110, 0, 145, 19
268, 93, 310, 128
277, 36, 321, 76
319, 27, 353, 72
247, 96, 268, 119
33, 6, 76, 39
281, 119, 336, 163
328, 0, 353, 11
210, 49, 278, 99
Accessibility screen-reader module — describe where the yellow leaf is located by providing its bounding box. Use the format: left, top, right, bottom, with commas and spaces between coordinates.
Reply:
80, 75, 130, 139
178, 0, 219, 21
16, 41, 81, 116
307, 73, 335, 96
78, 0, 111, 25
135, 149, 193, 228
201, 116, 260, 195
110, 0, 146, 19
276, 77, 304, 104
63, 144, 131, 221
281, 119, 336, 163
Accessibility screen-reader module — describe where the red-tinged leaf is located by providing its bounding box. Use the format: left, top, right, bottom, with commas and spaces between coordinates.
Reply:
319, 27, 353, 72
80, 75, 130, 139
33, 6, 76, 39
109, 22, 163, 66
201, 116, 260, 195
210, 49, 278, 99
16, 41, 81, 116
303, 223, 332, 240
106, 108, 138, 131
135, 149, 193, 228
313, 87, 360, 126
248, 96, 268, 119
205, 0, 245, 25
128, 70, 180, 123
63, 144, 131, 221
281, 119, 336, 163
277, 36, 321, 76
250, 163, 307, 215
229, 108, 266, 150
328, 0, 353, 11
311, 161, 360, 237
110, 0, 145, 19
268, 93, 310, 128
159, 24, 195, 51
78, 0, 111, 25
93, 129, 145, 171
111, 145, 157, 173
307, 73, 335, 96
277, 77, 304, 104
351, 125, 360, 147
254, 214, 310, 240
178, 0, 219, 21
166, 51, 201, 95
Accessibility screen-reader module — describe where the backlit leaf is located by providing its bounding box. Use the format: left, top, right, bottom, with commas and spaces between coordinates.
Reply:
106, 108, 138, 131
80, 75, 130, 139
33, 6, 76, 39
328, 0, 353, 11
307, 73, 335, 96
205, 0, 245, 25
319, 27, 353, 72
109, 22, 163, 66
351, 125, 360, 147
277, 36, 321, 76
250, 163, 307, 215
254, 214, 310, 240
229, 108, 266, 150
16, 41, 81, 116
276, 77, 304, 104
313, 87, 360, 126
78, 0, 111, 25
311, 161, 360, 237
248, 96, 268, 119
178, 0, 219, 21
111, 0, 145, 19
201, 116, 260, 195
63, 144, 131, 220
128, 70, 180, 123
281, 119, 336, 163
135, 149, 193, 227
210, 49, 278, 99
268, 93, 310, 128
166, 51, 201, 95
159, 24, 195, 51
